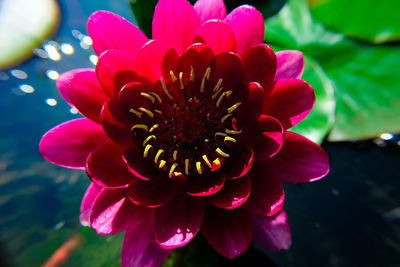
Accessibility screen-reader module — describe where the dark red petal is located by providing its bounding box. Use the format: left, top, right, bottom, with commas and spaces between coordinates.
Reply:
80, 183, 102, 226
201, 206, 252, 259
154, 194, 205, 249
251, 115, 284, 161
90, 188, 152, 235
237, 82, 264, 124
244, 165, 284, 216
262, 79, 315, 129
242, 44, 276, 91
127, 178, 178, 208
40, 119, 111, 169
252, 210, 292, 251
96, 49, 137, 98
209, 177, 251, 209
186, 173, 225, 196
152, 0, 200, 54
266, 131, 330, 183
87, 143, 134, 188
194, 0, 227, 23
123, 147, 162, 181
68, 69, 110, 123
87, 11, 148, 56
223, 5, 264, 54
224, 145, 254, 180
194, 20, 236, 54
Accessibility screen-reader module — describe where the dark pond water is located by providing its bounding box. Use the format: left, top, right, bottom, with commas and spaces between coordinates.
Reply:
0, 0, 399, 266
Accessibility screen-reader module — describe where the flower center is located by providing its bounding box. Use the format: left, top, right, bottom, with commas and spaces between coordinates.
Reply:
129, 67, 242, 179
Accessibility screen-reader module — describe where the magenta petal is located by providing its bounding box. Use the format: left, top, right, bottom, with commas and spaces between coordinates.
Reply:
80, 183, 102, 226
209, 177, 251, 209
186, 173, 225, 196
275, 50, 304, 80
57, 69, 89, 105
267, 132, 330, 183
194, 20, 236, 54
201, 206, 252, 259
194, 0, 227, 23
40, 119, 111, 169
152, 0, 200, 54
154, 194, 205, 249
90, 188, 151, 235
252, 210, 292, 251
87, 144, 134, 188
96, 49, 137, 98
223, 5, 264, 54
252, 115, 284, 161
262, 79, 315, 129
122, 219, 171, 267
68, 69, 110, 123
88, 11, 148, 56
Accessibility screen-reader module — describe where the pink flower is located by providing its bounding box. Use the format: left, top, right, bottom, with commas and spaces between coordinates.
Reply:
40, 0, 329, 265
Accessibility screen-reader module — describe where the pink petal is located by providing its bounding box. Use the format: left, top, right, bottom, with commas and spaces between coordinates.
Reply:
244, 165, 284, 216
252, 210, 292, 251
80, 183, 102, 226
40, 119, 111, 169
90, 188, 152, 235
194, 0, 227, 23
122, 219, 171, 267
186, 173, 225, 196
209, 177, 251, 209
223, 5, 264, 54
136, 40, 178, 82
242, 44, 276, 90
262, 79, 315, 129
87, 143, 134, 188
152, 0, 200, 54
68, 69, 110, 123
201, 206, 252, 259
266, 132, 329, 183
88, 11, 148, 56
154, 194, 205, 248
275, 50, 304, 80
57, 69, 89, 105
194, 20, 236, 54
96, 49, 137, 98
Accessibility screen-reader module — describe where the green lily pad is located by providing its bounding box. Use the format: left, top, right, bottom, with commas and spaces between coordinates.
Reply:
308, 0, 400, 44
0, 0, 60, 70
265, 0, 400, 141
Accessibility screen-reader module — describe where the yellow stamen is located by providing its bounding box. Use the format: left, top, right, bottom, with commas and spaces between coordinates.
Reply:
131, 124, 148, 132
204, 67, 211, 80
160, 77, 173, 99
154, 149, 164, 163
149, 92, 162, 103
200, 77, 206, 93
216, 90, 233, 108
216, 147, 230, 158
215, 132, 227, 138
173, 150, 178, 161
169, 163, 179, 178
158, 160, 166, 169
227, 102, 242, 113
213, 78, 223, 92
154, 109, 163, 115
211, 87, 223, 99
129, 108, 142, 118
225, 129, 243, 135
170, 70, 177, 82
138, 107, 154, 118
196, 161, 203, 174
142, 135, 156, 146
202, 155, 212, 168
224, 136, 237, 144
143, 144, 153, 158
185, 158, 190, 175
179, 72, 184, 89
149, 124, 159, 133
205, 139, 209, 142
221, 113, 233, 123
140, 92, 155, 103
190, 66, 195, 82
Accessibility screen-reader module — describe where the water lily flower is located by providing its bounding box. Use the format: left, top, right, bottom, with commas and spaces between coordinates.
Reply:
40, 0, 329, 265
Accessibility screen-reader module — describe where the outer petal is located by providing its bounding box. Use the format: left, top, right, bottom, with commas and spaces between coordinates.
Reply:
154, 194, 205, 249
244, 164, 284, 216
242, 44, 276, 90
185, 173, 225, 196
266, 132, 329, 183
68, 69, 110, 123
194, 20, 236, 54
80, 183, 102, 226
223, 5, 264, 54
252, 210, 292, 251
201, 206, 252, 259
86, 143, 133, 188
152, 0, 200, 54
194, 0, 227, 23
88, 11, 148, 56
40, 119, 111, 169
209, 177, 251, 209
57, 69, 87, 105
262, 79, 315, 130
275, 50, 304, 80
122, 219, 171, 267
96, 49, 137, 98
90, 188, 151, 235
